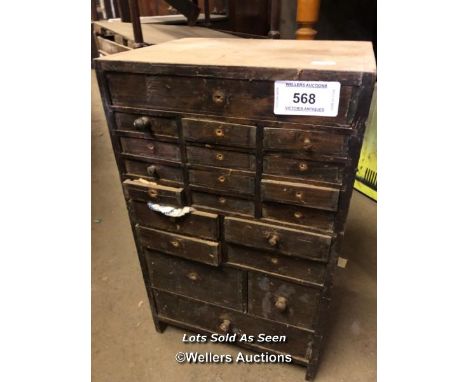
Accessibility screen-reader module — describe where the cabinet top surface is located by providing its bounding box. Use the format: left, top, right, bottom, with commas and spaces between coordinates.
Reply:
98, 38, 376, 74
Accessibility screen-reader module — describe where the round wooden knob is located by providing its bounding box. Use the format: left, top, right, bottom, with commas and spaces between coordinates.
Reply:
219, 319, 231, 333
267, 233, 280, 247
216, 153, 224, 161
303, 137, 313, 150
170, 240, 180, 248
294, 211, 303, 219
148, 189, 158, 198
298, 162, 308, 171
133, 116, 151, 131
218, 197, 227, 204
215, 128, 224, 137
218, 175, 226, 183
187, 272, 199, 281
275, 296, 287, 312
212, 90, 225, 104
147, 143, 155, 151
146, 165, 158, 178
295, 191, 304, 199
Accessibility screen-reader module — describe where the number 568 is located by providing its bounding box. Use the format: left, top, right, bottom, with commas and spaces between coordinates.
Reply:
293, 93, 316, 104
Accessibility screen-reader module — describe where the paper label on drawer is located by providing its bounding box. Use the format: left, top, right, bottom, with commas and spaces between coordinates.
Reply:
274, 81, 341, 117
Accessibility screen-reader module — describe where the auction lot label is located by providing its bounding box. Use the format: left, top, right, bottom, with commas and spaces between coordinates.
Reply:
274, 81, 341, 117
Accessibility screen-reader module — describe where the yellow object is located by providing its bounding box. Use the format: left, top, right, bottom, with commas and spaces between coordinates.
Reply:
354, 85, 377, 200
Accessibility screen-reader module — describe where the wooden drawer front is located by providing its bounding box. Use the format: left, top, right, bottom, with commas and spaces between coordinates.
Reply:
192, 192, 255, 217
261, 179, 339, 211
262, 203, 335, 232
225, 244, 326, 288
189, 168, 255, 195
96, 36, 131, 55
138, 226, 220, 266
264, 128, 348, 158
123, 159, 183, 185
114, 112, 178, 137
224, 217, 331, 261
147, 252, 243, 310
107, 73, 353, 125
154, 289, 315, 363
120, 137, 181, 162
182, 118, 256, 148
132, 200, 219, 240
263, 155, 344, 185
123, 179, 184, 207
248, 273, 321, 330
186, 146, 256, 171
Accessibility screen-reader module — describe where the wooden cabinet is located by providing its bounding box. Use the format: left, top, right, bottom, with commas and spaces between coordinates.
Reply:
96, 38, 376, 380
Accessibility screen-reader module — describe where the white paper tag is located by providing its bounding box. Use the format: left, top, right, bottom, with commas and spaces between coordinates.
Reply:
274, 81, 341, 117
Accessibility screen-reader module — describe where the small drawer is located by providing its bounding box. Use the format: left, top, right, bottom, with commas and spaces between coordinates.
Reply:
147, 252, 243, 310
261, 179, 339, 211
263, 127, 348, 159
225, 244, 326, 288
154, 289, 315, 363
138, 226, 220, 266
191, 192, 255, 217
114, 112, 178, 137
131, 200, 219, 240
123, 179, 184, 206
186, 145, 256, 171
182, 118, 256, 148
263, 155, 344, 185
189, 168, 255, 195
123, 159, 184, 185
262, 203, 335, 232
248, 273, 321, 330
120, 137, 181, 162
224, 217, 332, 261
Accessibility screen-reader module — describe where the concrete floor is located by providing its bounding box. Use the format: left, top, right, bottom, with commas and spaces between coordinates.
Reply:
91, 71, 376, 382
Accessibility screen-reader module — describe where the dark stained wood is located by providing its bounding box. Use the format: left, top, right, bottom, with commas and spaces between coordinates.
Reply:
224, 217, 332, 261
188, 167, 255, 195
123, 178, 184, 206
146, 252, 243, 309
131, 200, 219, 240
191, 191, 255, 217
225, 244, 326, 287
182, 118, 256, 148
129, 0, 144, 44
138, 226, 221, 266
186, 145, 256, 171
261, 179, 340, 211
120, 137, 181, 161
123, 158, 184, 185
248, 272, 321, 330
114, 112, 178, 137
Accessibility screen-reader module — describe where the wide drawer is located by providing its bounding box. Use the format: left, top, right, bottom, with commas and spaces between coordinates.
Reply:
106, 73, 354, 125
224, 217, 332, 261
147, 252, 243, 310
182, 118, 256, 148
186, 145, 256, 171
225, 244, 326, 288
191, 192, 255, 217
123, 179, 184, 206
131, 200, 219, 240
263, 155, 344, 185
154, 289, 315, 363
262, 202, 335, 232
120, 137, 181, 162
137, 226, 220, 266
263, 127, 348, 159
248, 273, 321, 331
261, 179, 340, 211
114, 112, 178, 137
189, 167, 255, 195
123, 158, 184, 185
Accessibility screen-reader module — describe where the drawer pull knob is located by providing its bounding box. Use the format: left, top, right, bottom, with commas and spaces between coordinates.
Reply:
133, 116, 151, 131
187, 272, 199, 281
294, 211, 303, 219
275, 296, 288, 312
218, 175, 226, 183
215, 128, 224, 137
212, 90, 226, 105
148, 189, 158, 198
295, 191, 304, 199
303, 137, 314, 150
147, 144, 155, 151
298, 162, 308, 171
146, 165, 159, 178
218, 197, 227, 204
170, 240, 180, 248
219, 319, 231, 333
216, 153, 224, 161
267, 233, 280, 247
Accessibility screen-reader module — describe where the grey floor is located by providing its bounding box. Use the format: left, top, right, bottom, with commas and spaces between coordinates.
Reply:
91, 71, 376, 382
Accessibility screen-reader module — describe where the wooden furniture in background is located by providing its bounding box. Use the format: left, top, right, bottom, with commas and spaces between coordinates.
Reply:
268, 0, 281, 38
95, 38, 376, 380
296, 0, 321, 39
